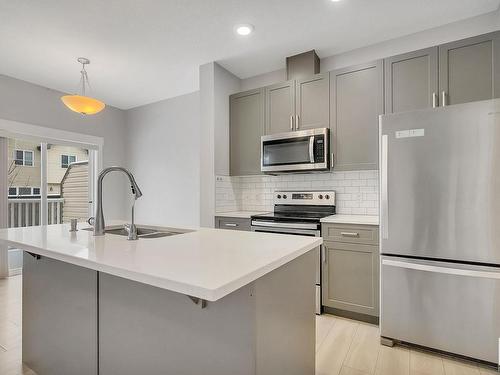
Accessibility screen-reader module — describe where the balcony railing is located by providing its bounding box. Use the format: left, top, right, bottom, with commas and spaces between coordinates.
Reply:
8, 198, 64, 228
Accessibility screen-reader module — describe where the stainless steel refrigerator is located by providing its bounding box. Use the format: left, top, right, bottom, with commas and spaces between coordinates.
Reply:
380, 98, 500, 365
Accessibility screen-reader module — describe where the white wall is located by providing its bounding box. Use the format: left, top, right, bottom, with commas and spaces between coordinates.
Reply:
240, 9, 500, 90
125, 91, 200, 227
0, 74, 128, 220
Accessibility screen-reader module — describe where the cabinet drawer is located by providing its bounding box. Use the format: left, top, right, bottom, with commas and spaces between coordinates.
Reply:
322, 223, 378, 245
215, 217, 251, 231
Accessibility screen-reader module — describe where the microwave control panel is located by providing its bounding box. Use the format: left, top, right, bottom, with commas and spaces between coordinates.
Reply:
314, 136, 325, 162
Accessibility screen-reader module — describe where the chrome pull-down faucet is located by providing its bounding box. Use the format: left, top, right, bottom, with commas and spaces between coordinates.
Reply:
93, 166, 143, 239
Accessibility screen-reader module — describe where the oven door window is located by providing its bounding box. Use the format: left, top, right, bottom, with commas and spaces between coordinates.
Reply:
262, 136, 311, 166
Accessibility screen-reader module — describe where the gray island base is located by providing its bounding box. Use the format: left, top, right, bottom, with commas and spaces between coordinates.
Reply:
22, 249, 316, 375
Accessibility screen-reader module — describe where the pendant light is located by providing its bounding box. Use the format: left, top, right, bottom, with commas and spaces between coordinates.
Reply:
61, 57, 105, 115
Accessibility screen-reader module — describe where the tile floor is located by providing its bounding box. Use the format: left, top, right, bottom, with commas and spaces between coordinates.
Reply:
316, 314, 498, 375
0, 275, 498, 375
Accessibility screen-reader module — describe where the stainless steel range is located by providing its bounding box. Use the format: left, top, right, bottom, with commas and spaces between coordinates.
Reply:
251, 190, 336, 314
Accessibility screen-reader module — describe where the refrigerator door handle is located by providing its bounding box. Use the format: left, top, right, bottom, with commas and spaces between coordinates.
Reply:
382, 259, 500, 280
381, 134, 389, 239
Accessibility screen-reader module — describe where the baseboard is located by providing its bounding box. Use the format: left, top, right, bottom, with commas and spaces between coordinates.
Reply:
323, 306, 379, 325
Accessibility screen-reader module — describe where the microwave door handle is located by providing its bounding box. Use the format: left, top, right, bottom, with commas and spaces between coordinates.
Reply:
309, 136, 315, 163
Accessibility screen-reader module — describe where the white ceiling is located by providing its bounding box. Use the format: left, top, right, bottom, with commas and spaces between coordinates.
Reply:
0, 0, 499, 109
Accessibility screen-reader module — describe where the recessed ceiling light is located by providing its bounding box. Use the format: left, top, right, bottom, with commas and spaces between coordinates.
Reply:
235, 24, 254, 36
330, 0, 342, 2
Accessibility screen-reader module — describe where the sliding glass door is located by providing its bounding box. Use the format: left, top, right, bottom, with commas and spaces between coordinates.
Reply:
1, 135, 98, 277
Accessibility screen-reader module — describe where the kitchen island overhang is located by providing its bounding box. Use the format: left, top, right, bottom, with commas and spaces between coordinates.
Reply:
0, 222, 322, 375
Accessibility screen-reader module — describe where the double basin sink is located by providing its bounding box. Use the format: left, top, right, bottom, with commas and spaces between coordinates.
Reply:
83, 226, 185, 239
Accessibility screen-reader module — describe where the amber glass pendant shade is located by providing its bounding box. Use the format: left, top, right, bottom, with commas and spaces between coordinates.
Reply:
61, 57, 105, 115
61, 95, 105, 115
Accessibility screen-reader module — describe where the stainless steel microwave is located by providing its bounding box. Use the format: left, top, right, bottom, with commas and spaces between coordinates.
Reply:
261, 128, 329, 173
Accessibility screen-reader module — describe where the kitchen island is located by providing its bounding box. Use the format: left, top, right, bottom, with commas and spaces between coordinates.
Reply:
0, 222, 321, 375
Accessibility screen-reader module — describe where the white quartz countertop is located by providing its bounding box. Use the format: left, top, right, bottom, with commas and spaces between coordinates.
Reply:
320, 214, 379, 226
0, 222, 321, 302
215, 211, 270, 219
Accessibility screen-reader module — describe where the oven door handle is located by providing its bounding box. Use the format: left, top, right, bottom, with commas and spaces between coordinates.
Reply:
251, 226, 321, 237
251, 220, 319, 230
309, 136, 315, 163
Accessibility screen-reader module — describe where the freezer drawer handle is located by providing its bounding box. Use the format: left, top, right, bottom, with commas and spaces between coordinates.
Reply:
224, 223, 238, 227
382, 259, 500, 280
340, 232, 359, 237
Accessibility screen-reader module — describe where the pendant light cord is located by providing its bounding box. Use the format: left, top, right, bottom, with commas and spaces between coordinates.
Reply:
78, 61, 93, 97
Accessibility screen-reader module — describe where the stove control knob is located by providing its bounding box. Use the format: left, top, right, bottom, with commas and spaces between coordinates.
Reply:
277, 194, 282, 199
283, 194, 288, 199
318, 194, 323, 199
325, 194, 330, 200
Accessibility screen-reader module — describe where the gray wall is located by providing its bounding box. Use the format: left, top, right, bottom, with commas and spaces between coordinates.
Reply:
125, 92, 200, 227
199, 62, 241, 227
199, 62, 216, 227
214, 64, 241, 176
0, 74, 128, 220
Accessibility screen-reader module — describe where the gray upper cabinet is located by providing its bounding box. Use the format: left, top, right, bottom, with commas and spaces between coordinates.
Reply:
230, 88, 264, 176
330, 60, 383, 171
265, 80, 295, 135
439, 32, 500, 106
385, 47, 439, 113
295, 73, 329, 131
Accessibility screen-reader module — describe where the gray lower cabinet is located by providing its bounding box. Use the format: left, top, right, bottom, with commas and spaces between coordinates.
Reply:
295, 73, 330, 131
385, 47, 439, 113
322, 224, 379, 318
439, 31, 500, 106
215, 216, 251, 231
330, 61, 384, 171
265, 80, 295, 135
98, 252, 316, 375
230, 88, 265, 176
23, 253, 98, 375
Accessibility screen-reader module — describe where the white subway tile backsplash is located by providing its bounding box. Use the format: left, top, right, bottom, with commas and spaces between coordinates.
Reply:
215, 170, 379, 215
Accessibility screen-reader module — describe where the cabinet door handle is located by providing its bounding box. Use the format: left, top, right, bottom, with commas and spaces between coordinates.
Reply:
290, 115, 294, 130
224, 223, 238, 227
432, 92, 437, 108
330, 153, 334, 168
340, 232, 359, 237
442, 91, 447, 107
296, 115, 300, 130
321, 246, 326, 263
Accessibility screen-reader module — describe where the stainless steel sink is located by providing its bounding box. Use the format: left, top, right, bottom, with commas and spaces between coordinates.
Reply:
82, 226, 182, 239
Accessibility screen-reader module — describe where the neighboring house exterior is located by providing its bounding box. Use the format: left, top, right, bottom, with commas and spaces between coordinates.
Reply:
61, 161, 90, 222
8, 139, 88, 197
8, 139, 41, 196
47, 145, 88, 195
